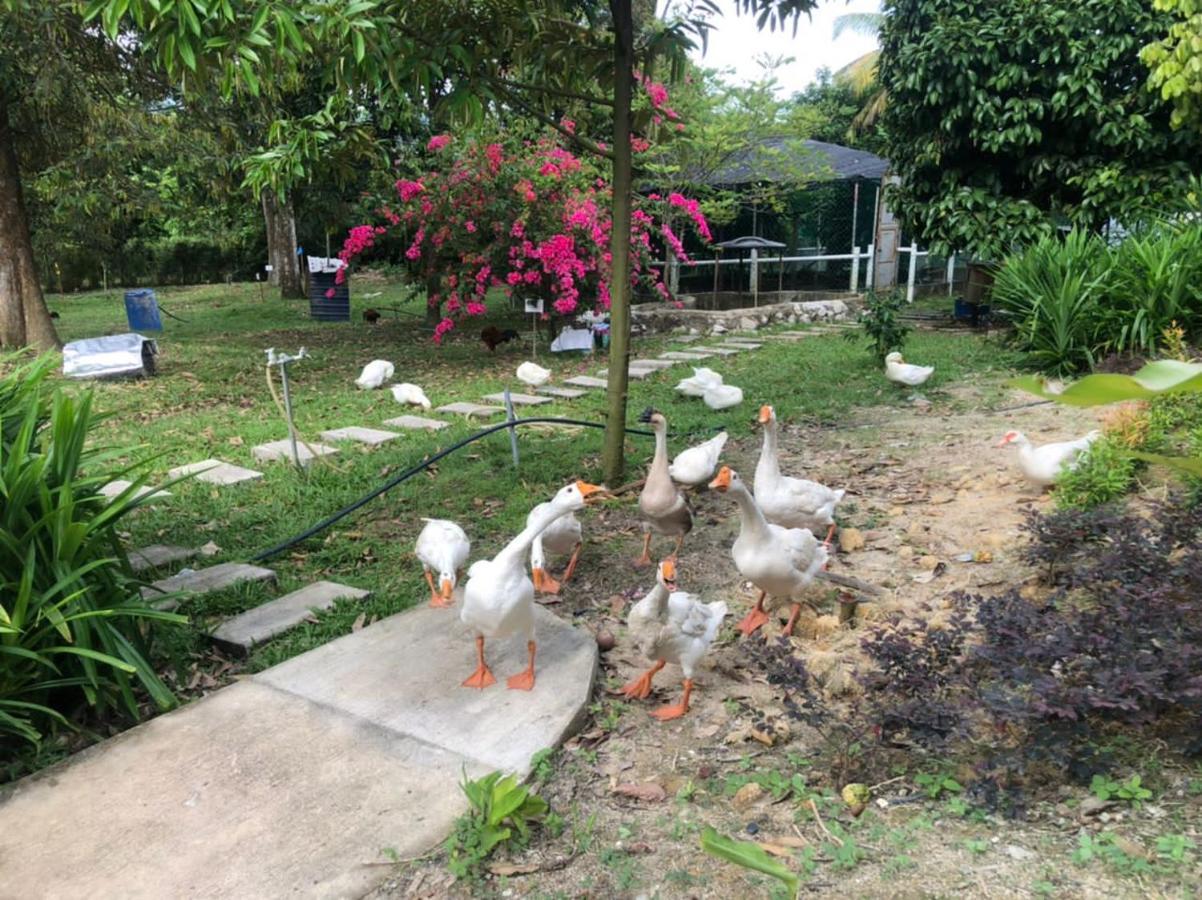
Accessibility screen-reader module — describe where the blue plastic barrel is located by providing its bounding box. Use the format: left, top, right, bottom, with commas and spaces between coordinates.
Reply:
124, 290, 163, 332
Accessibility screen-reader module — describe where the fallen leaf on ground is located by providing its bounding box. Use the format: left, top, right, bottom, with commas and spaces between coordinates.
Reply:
757, 842, 798, 858
612, 782, 667, 802
732, 782, 764, 809
487, 862, 542, 876
351, 613, 366, 632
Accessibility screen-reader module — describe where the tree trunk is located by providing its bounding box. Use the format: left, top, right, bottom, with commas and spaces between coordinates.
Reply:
262, 191, 304, 300
0, 93, 59, 351
602, 0, 635, 486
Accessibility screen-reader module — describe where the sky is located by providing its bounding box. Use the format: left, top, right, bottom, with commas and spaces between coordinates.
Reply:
686, 0, 882, 96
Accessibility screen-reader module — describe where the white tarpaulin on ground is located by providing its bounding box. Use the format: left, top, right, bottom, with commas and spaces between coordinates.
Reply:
550, 327, 594, 353
62, 333, 157, 379
307, 256, 347, 274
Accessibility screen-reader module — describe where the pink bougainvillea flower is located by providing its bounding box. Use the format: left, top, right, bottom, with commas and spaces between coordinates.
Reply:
426, 134, 452, 152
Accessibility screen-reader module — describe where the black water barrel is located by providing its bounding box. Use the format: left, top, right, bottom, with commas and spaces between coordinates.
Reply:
309, 271, 350, 322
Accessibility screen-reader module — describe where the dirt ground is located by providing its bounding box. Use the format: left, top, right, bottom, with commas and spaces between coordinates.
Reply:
371, 384, 1202, 899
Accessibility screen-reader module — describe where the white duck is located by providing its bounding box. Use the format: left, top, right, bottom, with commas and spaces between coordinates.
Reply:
529, 501, 584, 596
460, 480, 602, 690
755, 405, 844, 544
709, 466, 828, 638
516, 361, 551, 387
997, 429, 1101, 487
355, 359, 395, 390
414, 518, 470, 607
884, 351, 934, 387
669, 431, 729, 487
391, 382, 432, 409
636, 409, 693, 566
621, 558, 728, 720
675, 367, 724, 398
703, 382, 744, 410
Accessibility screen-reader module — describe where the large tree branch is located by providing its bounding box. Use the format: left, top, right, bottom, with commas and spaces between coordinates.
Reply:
496, 84, 615, 160
491, 75, 615, 108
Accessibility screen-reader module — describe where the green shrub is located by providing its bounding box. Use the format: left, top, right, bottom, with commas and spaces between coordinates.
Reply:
1104, 225, 1202, 357
446, 770, 549, 880
0, 354, 184, 750
1054, 436, 1137, 509
852, 289, 910, 363
991, 229, 1110, 376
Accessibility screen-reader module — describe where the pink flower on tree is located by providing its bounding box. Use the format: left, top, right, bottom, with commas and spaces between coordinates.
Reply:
426, 134, 452, 152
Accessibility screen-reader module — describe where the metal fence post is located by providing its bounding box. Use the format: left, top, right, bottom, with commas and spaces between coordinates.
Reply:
906, 242, 918, 303
946, 253, 957, 296
865, 243, 875, 294
849, 246, 861, 292
504, 388, 520, 470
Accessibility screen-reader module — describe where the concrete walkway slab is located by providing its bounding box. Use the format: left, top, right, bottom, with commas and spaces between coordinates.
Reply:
436, 401, 504, 417
251, 439, 339, 465
141, 562, 277, 608
169, 458, 264, 486
482, 392, 552, 406
599, 367, 654, 380
100, 480, 171, 502
0, 606, 596, 899
384, 414, 449, 431
672, 334, 701, 342
320, 426, 401, 446
695, 346, 740, 356
659, 351, 713, 360
720, 341, 763, 350
535, 386, 587, 399
564, 375, 607, 389
212, 581, 371, 654
629, 358, 677, 370
128, 544, 198, 573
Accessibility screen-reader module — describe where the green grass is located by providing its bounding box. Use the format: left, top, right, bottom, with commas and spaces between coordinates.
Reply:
45, 279, 1018, 678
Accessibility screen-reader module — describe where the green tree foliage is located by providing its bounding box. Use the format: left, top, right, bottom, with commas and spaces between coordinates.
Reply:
1142, 0, 1202, 132
877, 0, 1201, 259
789, 68, 885, 154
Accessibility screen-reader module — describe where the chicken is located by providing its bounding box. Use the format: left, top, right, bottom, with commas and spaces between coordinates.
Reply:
362, 308, 381, 324
481, 326, 521, 352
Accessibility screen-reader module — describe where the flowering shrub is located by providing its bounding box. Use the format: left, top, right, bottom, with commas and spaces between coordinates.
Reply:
337, 130, 711, 342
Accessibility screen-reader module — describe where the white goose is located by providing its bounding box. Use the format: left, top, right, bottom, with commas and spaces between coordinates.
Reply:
702, 382, 744, 410
669, 431, 728, 487
997, 429, 1100, 487
414, 518, 470, 607
516, 361, 551, 387
355, 359, 394, 390
675, 367, 724, 398
460, 481, 602, 690
391, 382, 432, 409
884, 351, 934, 387
621, 558, 728, 720
710, 466, 828, 638
528, 501, 584, 596
755, 405, 844, 544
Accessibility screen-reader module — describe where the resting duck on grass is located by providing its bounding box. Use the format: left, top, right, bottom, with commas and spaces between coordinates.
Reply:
709, 466, 827, 638
622, 558, 727, 720
460, 481, 602, 690
884, 351, 934, 387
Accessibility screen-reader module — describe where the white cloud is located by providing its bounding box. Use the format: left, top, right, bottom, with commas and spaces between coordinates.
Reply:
685, 0, 881, 95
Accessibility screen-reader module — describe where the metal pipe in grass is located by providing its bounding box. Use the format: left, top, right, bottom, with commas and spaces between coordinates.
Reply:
249, 416, 658, 563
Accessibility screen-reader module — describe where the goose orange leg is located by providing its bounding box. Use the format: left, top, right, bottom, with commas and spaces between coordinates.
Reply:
561, 542, 584, 585
633, 533, 653, 567
507, 640, 537, 691
621, 659, 665, 701
425, 570, 453, 608
782, 602, 804, 637
650, 679, 693, 720
737, 591, 770, 636
462, 636, 496, 689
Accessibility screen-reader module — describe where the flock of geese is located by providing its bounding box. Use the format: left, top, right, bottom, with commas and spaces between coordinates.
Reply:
368, 344, 1099, 720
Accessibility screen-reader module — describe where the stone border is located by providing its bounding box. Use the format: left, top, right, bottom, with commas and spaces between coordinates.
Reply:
633, 294, 857, 335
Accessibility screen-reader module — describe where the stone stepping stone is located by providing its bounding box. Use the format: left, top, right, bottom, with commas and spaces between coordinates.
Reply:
672, 335, 702, 342
320, 426, 400, 446
598, 367, 654, 380
252, 440, 339, 466
564, 375, 608, 389
141, 562, 277, 610
211, 581, 372, 655
436, 401, 505, 417
384, 414, 449, 431
629, 358, 677, 370
696, 347, 740, 356
169, 458, 264, 486
535, 386, 587, 399
100, 480, 171, 502
719, 341, 763, 350
129, 544, 198, 573
482, 392, 552, 406
659, 351, 714, 361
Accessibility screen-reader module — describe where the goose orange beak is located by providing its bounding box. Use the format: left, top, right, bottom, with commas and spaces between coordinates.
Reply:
576, 481, 603, 500
758, 405, 772, 424
996, 433, 1015, 447
709, 466, 732, 492
440, 577, 454, 600
660, 558, 677, 591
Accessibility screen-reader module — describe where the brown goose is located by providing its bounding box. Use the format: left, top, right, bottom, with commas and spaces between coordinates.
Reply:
635, 408, 693, 566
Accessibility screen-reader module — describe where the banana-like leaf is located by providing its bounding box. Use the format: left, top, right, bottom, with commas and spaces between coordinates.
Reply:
700, 827, 800, 896
1011, 360, 1202, 407
1129, 450, 1202, 477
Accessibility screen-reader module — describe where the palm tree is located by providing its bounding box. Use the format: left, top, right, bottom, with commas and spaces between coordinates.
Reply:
831, 10, 886, 134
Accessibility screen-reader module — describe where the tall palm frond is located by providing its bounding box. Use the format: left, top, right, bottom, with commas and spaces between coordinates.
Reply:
831, 11, 883, 40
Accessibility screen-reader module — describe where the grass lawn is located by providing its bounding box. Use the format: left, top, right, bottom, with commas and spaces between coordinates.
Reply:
45, 278, 1019, 680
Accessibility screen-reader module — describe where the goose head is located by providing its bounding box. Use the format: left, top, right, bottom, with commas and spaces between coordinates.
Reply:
657, 557, 678, 592
885, 352, 903, 365
437, 570, 457, 601
996, 430, 1028, 449
550, 480, 604, 512
638, 407, 667, 432
758, 404, 776, 426
708, 465, 744, 493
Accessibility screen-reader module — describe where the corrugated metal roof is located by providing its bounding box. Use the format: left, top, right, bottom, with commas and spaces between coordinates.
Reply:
699, 137, 889, 185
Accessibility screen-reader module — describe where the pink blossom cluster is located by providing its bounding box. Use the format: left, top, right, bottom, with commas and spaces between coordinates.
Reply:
668, 192, 713, 243
426, 134, 451, 152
